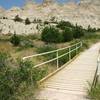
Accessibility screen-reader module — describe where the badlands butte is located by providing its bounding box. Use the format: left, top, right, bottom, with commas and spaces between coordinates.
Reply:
0, 0, 100, 34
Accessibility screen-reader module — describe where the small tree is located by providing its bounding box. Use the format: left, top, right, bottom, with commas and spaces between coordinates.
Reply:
63, 27, 73, 42
87, 25, 96, 32
73, 25, 84, 38
25, 18, 31, 25
56, 21, 73, 30
10, 34, 20, 46
14, 15, 23, 22
41, 26, 63, 43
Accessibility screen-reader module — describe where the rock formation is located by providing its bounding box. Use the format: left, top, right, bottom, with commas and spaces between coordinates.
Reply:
0, 0, 100, 34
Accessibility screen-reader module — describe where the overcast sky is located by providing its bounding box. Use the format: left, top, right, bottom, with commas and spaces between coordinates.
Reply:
0, 0, 80, 9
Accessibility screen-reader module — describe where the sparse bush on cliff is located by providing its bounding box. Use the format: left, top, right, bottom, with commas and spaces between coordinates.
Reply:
25, 18, 31, 25
14, 15, 23, 22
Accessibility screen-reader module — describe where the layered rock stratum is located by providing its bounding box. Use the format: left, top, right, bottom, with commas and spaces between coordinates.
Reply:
0, 0, 100, 34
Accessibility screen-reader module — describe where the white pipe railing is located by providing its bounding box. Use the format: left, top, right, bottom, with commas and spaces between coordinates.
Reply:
22, 42, 82, 84
91, 49, 100, 89
23, 42, 82, 60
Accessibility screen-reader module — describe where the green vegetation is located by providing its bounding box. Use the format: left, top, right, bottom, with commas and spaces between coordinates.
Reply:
42, 21, 100, 43
25, 18, 31, 25
0, 52, 48, 100
37, 44, 57, 60
10, 34, 20, 46
14, 15, 23, 22
56, 21, 73, 30
73, 25, 84, 39
88, 83, 100, 100
62, 27, 73, 42
42, 21, 85, 43
0, 20, 100, 99
41, 26, 63, 43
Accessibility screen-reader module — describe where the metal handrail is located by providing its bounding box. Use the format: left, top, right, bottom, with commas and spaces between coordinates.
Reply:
22, 42, 82, 84
91, 49, 100, 89
23, 42, 82, 60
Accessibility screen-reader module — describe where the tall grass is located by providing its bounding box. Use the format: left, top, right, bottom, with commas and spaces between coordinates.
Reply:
88, 83, 100, 100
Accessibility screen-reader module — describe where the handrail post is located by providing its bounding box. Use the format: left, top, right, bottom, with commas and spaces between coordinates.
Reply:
76, 44, 77, 55
81, 42, 82, 48
69, 47, 71, 60
57, 50, 59, 69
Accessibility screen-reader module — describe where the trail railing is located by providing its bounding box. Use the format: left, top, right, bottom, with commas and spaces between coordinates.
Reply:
23, 42, 82, 84
91, 49, 100, 89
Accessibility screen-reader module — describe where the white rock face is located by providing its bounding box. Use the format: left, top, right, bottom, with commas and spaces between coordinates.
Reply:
0, 1, 100, 34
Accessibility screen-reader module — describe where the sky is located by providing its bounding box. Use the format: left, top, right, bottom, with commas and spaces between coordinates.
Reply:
0, 0, 80, 9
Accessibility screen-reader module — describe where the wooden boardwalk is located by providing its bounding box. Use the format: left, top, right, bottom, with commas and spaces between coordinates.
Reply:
35, 43, 100, 100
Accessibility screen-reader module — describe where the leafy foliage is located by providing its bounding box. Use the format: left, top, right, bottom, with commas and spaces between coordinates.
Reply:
73, 25, 85, 38
14, 15, 23, 22
56, 21, 73, 30
0, 52, 9, 70
0, 52, 48, 100
25, 18, 31, 25
88, 83, 100, 100
10, 34, 20, 46
37, 44, 57, 60
41, 26, 63, 43
62, 27, 73, 42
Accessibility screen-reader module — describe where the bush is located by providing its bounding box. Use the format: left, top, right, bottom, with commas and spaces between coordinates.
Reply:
20, 39, 34, 48
88, 83, 100, 100
73, 25, 84, 38
0, 51, 49, 100
37, 44, 57, 60
10, 34, 20, 46
0, 52, 9, 70
41, 26, 63, 43
87, 25, 97, 32
14, 15, 23, 22
0, 52, 19, 100
62, 27, 73, 42
56, 21, 73, 30
25, 18, 31, 25
44, 21, 49, 25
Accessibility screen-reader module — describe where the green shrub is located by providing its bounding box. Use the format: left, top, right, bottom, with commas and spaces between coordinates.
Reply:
18, 60, 33, 85
56, 21, 73, 30
0, 52, 19, 100
58, 49, 69, 66
73, 25, 84, 38
44, 21, 49, 25
10, 34, 20, 46
37, 44, 57, 60
63, 27, 73, 42
0, 52, 49, 100
87, 25, 97, 32
20, 39, 34, 48
88, 83, 100, 100
0, 52, 9, 70
25, 18, 31, 25
41, 26, 63, 43
14, 15, 23, 22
